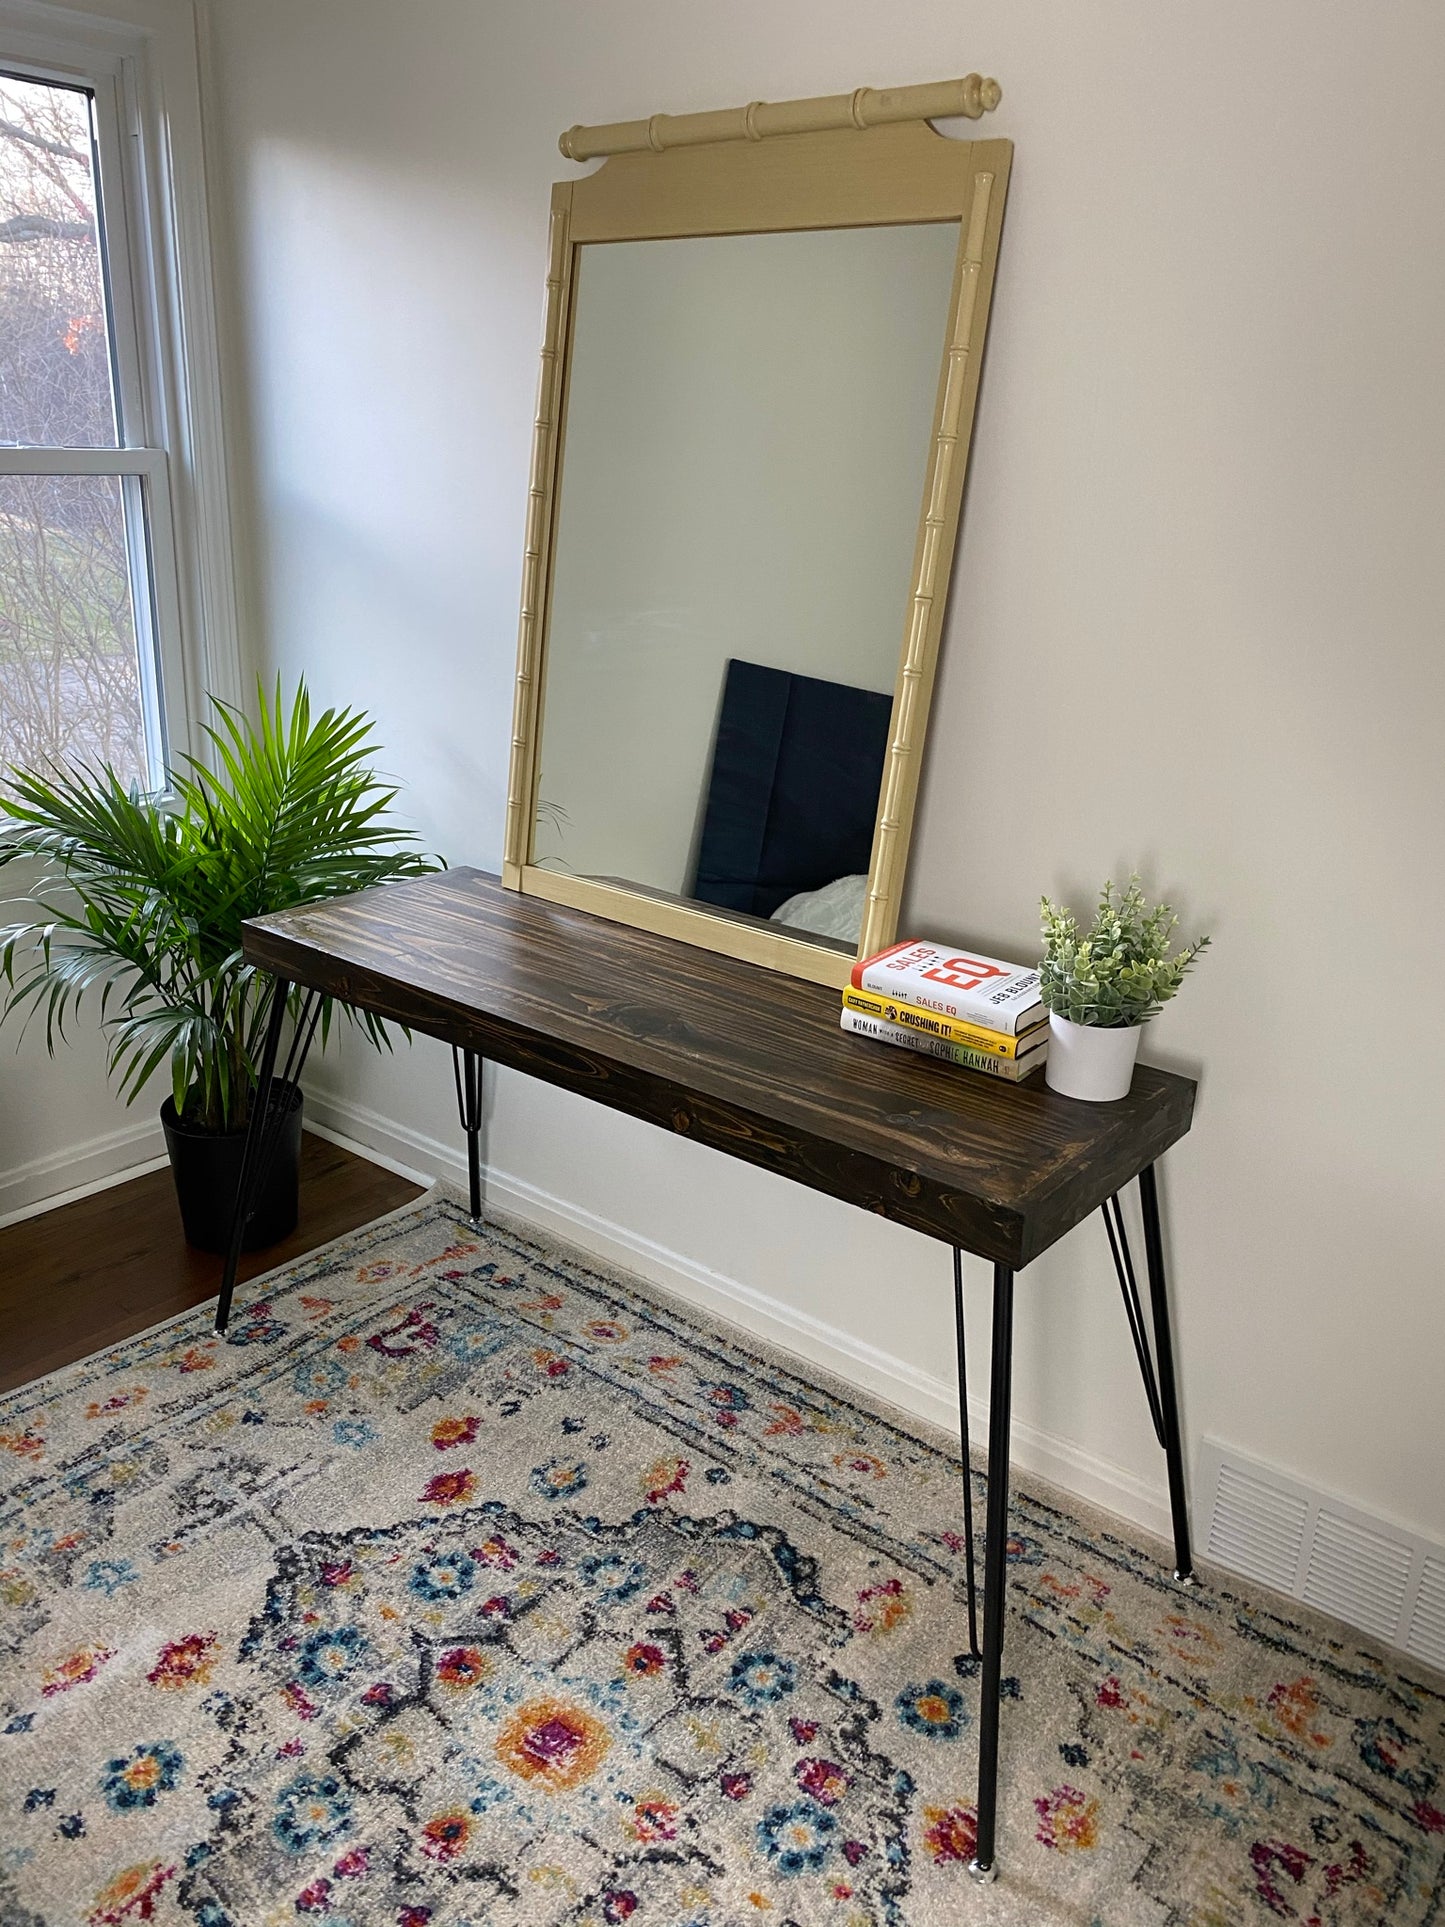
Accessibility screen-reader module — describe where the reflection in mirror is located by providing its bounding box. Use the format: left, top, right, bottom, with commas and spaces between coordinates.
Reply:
531, 220, 960, 950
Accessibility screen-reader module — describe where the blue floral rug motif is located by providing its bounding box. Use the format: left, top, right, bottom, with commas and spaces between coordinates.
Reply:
0, 1192, 1442, 1925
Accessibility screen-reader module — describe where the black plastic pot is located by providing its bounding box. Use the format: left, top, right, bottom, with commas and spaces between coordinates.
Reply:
160, 1082, 304, 1254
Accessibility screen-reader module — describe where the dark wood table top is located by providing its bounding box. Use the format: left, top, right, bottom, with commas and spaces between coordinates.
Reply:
243, 869, 1195, 1270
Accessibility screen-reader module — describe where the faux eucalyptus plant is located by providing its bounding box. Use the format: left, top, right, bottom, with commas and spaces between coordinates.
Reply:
0, 680, 439, 1133
1039, 876, 1209, 1029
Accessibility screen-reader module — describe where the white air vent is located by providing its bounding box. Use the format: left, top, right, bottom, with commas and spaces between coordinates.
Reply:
1302, 1511, 1412, 1642
1207, 1461, 1308, 1594
1406, 1556, 1445, 1671
1198, 1440, 1445, 1666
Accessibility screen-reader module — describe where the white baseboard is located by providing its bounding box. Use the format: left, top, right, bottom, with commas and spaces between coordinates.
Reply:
304, 1091, 1175, 1541
0, 1118, 169, 1231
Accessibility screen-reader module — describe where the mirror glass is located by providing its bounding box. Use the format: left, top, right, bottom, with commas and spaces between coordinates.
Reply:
531, 220, 959, 950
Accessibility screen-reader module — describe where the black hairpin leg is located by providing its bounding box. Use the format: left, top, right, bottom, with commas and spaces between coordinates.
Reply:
969, 1260, 1015, 1882
1139, 1164, 1193, 1580
452, 1047, 484, 1225
1101, 1163, 1194, 1582
214, 980, 323, 1334
952, 1246, 981, 1660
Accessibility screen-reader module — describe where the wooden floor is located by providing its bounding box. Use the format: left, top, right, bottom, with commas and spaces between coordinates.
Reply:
0, 1134, 424, 1394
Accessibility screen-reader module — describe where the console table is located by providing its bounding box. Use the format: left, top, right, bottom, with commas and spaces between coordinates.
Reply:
218, 867, 1197, 1878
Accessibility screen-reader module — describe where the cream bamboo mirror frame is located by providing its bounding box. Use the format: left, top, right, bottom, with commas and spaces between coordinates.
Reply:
501, 77, 1011, 988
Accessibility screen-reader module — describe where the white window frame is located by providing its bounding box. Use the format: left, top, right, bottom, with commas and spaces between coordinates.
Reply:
0, 0, 242, 794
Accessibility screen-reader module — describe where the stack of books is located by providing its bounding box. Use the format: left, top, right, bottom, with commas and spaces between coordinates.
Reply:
841, 938, 1048, 1082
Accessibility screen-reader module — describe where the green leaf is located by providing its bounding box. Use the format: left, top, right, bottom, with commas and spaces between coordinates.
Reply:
1, 678, 442, 1127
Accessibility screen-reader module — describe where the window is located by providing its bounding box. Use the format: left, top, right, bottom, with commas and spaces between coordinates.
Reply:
0, 6, 235, 805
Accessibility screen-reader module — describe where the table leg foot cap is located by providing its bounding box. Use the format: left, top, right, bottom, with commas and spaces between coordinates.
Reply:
968, 1858, 997, 1883
1174, 1568, 1198, 1587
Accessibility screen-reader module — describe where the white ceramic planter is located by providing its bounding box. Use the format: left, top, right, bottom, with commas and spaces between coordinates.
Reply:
1044, 1013, 1143, 1101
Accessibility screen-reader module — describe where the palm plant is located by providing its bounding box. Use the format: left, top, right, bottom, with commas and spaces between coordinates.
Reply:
0, 680, 439, 1132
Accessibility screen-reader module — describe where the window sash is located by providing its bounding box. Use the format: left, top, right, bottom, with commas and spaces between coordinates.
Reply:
1, 27, 186, 797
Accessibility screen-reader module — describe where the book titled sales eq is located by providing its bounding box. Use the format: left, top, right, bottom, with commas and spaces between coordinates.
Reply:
840, 939, 1049, 1082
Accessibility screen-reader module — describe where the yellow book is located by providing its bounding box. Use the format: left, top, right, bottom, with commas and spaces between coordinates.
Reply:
841, 986, 1047, 1059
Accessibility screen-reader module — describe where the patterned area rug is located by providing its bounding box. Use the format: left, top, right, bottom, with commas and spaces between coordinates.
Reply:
1, 1192, 1442, 1927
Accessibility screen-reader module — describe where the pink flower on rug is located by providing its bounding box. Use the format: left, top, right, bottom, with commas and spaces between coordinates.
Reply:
85, 1387, 148, 1419
333, 1848, 369, 1878
87, 1859, 177, 1924
495, 1697, 611, 1790
1034, 1785, 1099, 1853
436, 1646, 490, 1691
583, 1318, 628, 1343
1412, 1797, 1445, 1834
1265, 1676, 1333, 1749
419, 1810, 471, 1861
42, 1645, 114, 1696
0, 1426, 45, 1459
764, 1405, 805, 1436
147, 1633, 217, 1691
796, 1757, 851, 1805
420, 1468, 476, 1507
641, 1455, 689, 1504
1250, 1838, 1314, 1914
628, 1796, 678, 1842
282, 1682, 318, 1720
169, 1346, 216, 1372
833, 1450, 886, 1480
430, 1415, 480, 1450
623, 1642, 665, 1676
923, 1803, 978, 1865
853, 1578, 911, 1637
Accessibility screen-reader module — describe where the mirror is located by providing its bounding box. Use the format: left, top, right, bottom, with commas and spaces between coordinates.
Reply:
532, 223, 958, 951
504, 114, 1011, 987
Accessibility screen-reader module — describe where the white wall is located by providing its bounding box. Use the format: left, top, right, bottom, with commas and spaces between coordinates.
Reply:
199, 0, 1445, 1546
0, 990, 163, 1225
